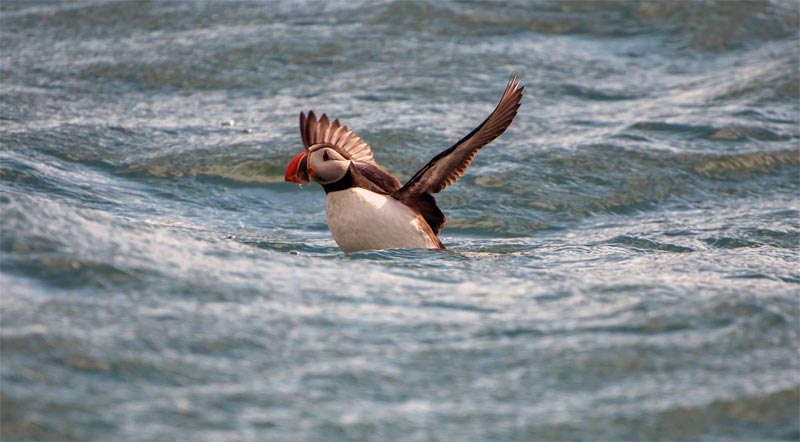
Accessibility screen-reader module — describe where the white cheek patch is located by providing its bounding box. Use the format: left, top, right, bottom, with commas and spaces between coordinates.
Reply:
311, 158, 350, 185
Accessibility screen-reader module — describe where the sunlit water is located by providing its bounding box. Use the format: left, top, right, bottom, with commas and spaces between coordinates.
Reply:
1, 1, 799, 440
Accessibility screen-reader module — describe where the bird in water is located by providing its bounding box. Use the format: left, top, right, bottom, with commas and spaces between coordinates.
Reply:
285, 75, 524, 252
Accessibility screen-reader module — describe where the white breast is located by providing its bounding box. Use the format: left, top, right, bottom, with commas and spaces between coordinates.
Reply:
325, 188, 440, 253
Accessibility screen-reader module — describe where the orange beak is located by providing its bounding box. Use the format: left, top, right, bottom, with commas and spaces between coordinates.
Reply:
285, 151, 310, 184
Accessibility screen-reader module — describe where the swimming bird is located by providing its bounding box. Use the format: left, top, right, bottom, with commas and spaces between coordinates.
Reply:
285, 75, 524, 252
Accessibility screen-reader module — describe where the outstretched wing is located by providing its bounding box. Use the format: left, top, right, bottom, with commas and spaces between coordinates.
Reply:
394, 75, 524, 197
391, 75, 523, 235
299, 111, 374, 164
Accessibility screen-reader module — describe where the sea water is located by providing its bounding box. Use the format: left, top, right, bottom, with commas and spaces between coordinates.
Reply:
1, 1, 798, 440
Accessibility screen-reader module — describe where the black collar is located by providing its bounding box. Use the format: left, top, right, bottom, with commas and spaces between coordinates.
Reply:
322, 168, 354, 194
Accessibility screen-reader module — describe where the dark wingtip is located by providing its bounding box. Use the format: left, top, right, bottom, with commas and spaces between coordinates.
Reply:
508, 72, 519, 85
509, 72, 523, 90
299, 112, 308, 147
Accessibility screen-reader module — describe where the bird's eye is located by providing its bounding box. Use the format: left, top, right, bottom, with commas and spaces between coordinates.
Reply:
323, 151, 333, 161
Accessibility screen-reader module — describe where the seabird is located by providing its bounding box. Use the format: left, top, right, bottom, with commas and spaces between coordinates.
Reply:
285, 75, 524, 252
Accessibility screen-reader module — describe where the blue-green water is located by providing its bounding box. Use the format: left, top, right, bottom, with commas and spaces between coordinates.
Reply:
2, 1, 799, 440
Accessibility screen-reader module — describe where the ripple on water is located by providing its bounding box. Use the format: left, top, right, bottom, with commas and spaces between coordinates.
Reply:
2, 0, 799, 440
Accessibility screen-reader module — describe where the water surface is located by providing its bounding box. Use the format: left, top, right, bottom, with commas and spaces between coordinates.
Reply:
1, 1, 799, 440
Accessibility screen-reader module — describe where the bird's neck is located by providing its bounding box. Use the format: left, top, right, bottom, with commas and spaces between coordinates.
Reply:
322, 168, 355, 194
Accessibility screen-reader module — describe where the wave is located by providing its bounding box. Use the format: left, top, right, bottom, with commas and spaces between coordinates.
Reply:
371, 0, 798, 50
3, 125, 797, 236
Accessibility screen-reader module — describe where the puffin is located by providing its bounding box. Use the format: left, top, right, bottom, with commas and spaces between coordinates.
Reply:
285, 75, 524, 253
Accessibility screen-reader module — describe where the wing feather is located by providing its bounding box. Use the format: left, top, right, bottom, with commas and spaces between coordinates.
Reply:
394, 75, 524, 197
298, 111, 375, 164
